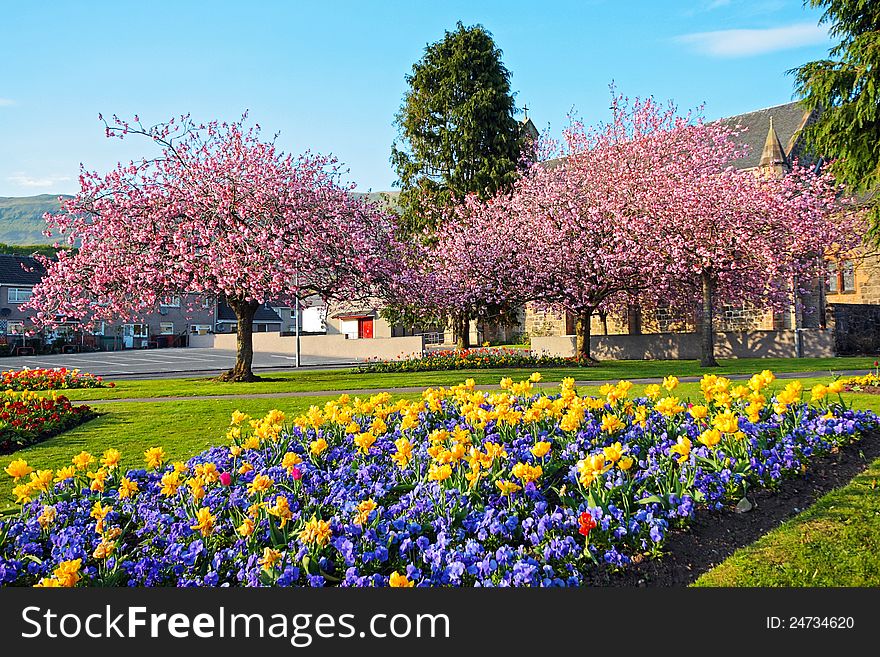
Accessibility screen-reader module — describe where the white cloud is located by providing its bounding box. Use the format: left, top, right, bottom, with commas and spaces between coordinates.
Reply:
676, 22, 830, 57
0, 98, 14, 107
7, 173, 72, 189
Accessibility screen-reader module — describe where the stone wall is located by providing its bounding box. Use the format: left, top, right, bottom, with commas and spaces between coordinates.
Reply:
211, 332, 424, 361
531, 329, 835, 360
826, 303, 880, 355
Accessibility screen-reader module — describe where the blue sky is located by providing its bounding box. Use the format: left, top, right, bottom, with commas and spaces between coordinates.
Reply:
0, 0, 834, 197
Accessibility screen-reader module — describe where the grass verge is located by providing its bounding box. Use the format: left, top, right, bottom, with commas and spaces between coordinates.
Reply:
56, 356, 879, 401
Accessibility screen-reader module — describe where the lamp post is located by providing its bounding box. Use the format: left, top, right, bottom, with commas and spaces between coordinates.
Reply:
294, 271, 301, 368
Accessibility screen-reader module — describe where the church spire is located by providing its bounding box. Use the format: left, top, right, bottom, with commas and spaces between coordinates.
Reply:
759, 116, 788, 176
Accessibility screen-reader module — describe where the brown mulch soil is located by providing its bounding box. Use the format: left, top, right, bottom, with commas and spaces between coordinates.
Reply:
581, 431, 880, 586
843, 385, 880, 395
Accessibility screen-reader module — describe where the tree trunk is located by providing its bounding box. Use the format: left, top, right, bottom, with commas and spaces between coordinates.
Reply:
454, 312, 470, 350
216, 298, 261, 382
700, 271, 719, 368
574, 308, 598, 363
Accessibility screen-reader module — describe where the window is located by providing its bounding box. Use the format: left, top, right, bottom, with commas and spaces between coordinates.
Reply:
190, 324, 211, 335
826, 259, 856, 294
123, 324, 149, 338
6, 321, 24, 335
92, 321, 106, 336
201, 296, 212, 309
160, 296, 181, 308
159, 322, 174, 335
7, 287, 32, 304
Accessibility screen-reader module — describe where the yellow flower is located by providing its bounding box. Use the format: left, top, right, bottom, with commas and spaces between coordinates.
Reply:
662, 376, 679, 392
354, 432, 377, 455
29, 469, 54, 493
54, 465, 76, 482
618, 456, 634, 471
731, 385, 750, 401
4, 459, 33, 481
87, 468, 108, 492
299, 516, 332, 547
93, 540, 116, 560
239, 462, 254, 475
811, 384, 828, 402
688, 405, 709, 421
258, 547, 283, 571
655, 397, 684, 417
392, 437, 413, 468
511, 462, 543, 484
230, 410, 250, 425
698, 428, 722, 448
669, 436, 692, 464
600, 413, 625, 434
827, 380, 844, 394
602, 442, 624, 464
310, 438, 328, 456
12, 483, 32, 504
101, 448, 122, 469
496, 479, 522, 496
118, 477, 139, 499
389, 572, 414, 587
282, 452, 303, 473
576, 453, 610, 487
746, 403, 763, 424
49, 559, 82, 588
643, 384, 661, 400
355, 499, 377, 526
72, 451, 95, 470
190, 507, 217, 537
529, 372, 542, 383
484, 442, 508, 460
428, 463, 452, 482
248, 474, 274, 496
160, 471, 181, 497
237, 517, 255, 537
712, 410, 740, 434
267, 495, 293, 528
144, 447, 166, 469
37, 505, 56, 529
531, 441, 552, 458
499, 377, 513, 390
370, 417, 387, 436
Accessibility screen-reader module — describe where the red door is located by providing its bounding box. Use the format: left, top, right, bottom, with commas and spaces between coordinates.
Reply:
358, 318, 374, 339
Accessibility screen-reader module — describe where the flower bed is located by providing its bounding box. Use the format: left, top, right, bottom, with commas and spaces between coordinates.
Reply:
839, 367, 880, 394
0, 371, 876, 587
355, 347, 589, 373
1, 367, 113, 392
0, 391, 97, 454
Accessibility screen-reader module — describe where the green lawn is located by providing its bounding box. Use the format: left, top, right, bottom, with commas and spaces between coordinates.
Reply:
3, 362, 880, 585
58, 356, 879, 401
695, 452, 880, 586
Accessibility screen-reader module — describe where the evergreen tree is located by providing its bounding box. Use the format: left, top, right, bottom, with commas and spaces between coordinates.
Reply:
792, 0, 880, 232
391, 22, 523, 235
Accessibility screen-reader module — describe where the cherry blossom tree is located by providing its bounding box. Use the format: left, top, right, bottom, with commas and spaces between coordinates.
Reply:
25, 114, 401, 381
489, 92, 860, 365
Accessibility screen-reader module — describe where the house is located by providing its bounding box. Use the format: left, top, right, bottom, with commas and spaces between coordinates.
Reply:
0, 253, 218, 351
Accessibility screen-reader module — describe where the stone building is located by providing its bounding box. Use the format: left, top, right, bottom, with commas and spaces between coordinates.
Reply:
522, 100, 880, 349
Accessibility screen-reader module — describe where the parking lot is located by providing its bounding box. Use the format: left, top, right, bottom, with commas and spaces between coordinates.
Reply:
0, 348, 362, 379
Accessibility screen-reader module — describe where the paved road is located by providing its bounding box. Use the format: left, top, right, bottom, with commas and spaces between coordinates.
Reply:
0, 348, 361, 379
82, 369, 868, 405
